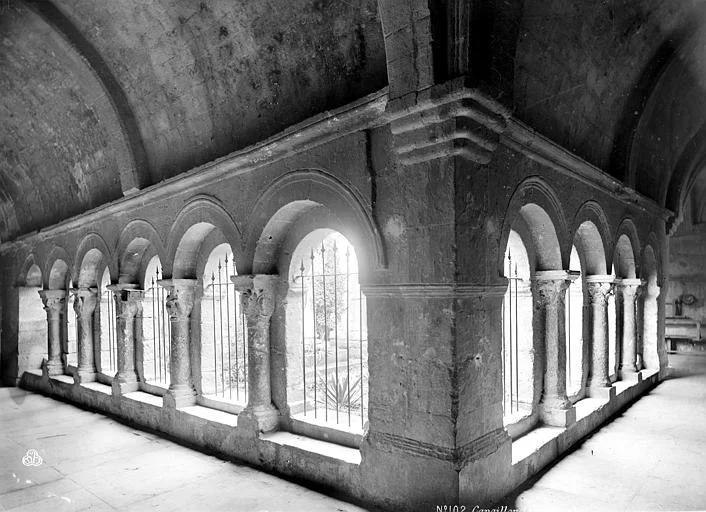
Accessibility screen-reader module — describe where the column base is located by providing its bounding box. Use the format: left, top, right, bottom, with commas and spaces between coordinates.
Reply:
587, 385, 616, 401
619, 369, 642, 383
77, 368, 97, 383
240, 404, 279, 433
112, 380, 139, 395
459, 428, 513, 505
47, 360, 63, 376
164, 386, 196, 409
539, 403, 576, 427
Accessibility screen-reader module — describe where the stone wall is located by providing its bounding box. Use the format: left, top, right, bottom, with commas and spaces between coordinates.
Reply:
0, 82, 670, 510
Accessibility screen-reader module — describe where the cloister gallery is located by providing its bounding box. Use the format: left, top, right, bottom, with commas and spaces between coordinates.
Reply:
1, 1, 705, 511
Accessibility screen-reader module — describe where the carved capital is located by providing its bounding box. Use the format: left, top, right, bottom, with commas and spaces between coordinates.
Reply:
232, 274, 278, 320
531, 271, 571, 308
617, 278, 643, 303
649, 284, 661, 299
38, 289, 67, 315
72, 287, 99, 319
158, 279, 197, 320
386, 79, 510, 166
107, 284, 144, 319
585, 275, 614, 307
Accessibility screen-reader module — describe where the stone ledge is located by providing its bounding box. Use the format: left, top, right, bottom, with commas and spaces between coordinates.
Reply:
509, 371, 660, 489
51, 374, 75, 385
289, 414, 363, 449
18, 370, 363, 505
261, 431, 361, 465
180, 405, 238, 427
80, 381, 112, 395
123, 391, 163, 407
361, 282, 508, 298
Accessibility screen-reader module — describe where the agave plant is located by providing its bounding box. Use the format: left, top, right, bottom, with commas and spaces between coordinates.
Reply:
316, 372, 362, 412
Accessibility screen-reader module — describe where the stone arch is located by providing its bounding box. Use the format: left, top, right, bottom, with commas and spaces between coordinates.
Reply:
499, 177, 568, 274
44, 246, 72, 289
167, 195, 243, 279
15, 254, 48, 376
76, 249, 108, 288
571, 201, 611, 275
246, 169, 386, 281
613, 219, 641, 278
17, 253, 43, 287
74, 233, 113, 287
641, 232, 663, 286
117, 220, 167, 284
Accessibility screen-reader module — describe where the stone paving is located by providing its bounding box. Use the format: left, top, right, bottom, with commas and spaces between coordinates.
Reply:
513, 352, 706, 511
0, 387, 367, 511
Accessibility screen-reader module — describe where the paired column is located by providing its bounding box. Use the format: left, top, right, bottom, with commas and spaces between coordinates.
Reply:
532, 271, 575, 427
635, 284, 645, 371
232, 274, 279, 433
158, 279, 198, 408
642, 284, 661, 370
107, 284, 143, 392
618, 278, 643, 378
72, 287, 99, 382
585, 275, 616, 400
38, 290, 66, 376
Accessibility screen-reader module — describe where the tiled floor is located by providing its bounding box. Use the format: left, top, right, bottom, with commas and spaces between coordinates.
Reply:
512, 352, 706, 511
0, 388, 366, 511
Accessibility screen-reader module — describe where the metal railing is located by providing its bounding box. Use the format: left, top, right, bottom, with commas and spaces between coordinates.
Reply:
293, 240, 367, 429
201, 254, 248, 403
143, 267, 171, 386
100, 288, 118, 376
565, 277, 583, 395
502, 251, 521, 417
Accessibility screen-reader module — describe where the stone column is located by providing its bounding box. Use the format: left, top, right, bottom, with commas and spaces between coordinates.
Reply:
532, 271, 575, 427
38, 290, 66, 376
232, 274, 279, 432
618, 278, 643, 378
642, 284, 661, 370
585, 276, 616, 400
73, 287, 99, 382
158, 279, 197, 408
107, 284, 143, 393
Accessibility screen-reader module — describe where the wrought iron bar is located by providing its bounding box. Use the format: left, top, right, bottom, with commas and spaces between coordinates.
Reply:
300, 260, 307, 415
211, 272, 217, 394
241, 295, 247, 399
359, 276, 364, 429
218, 260, 225, 397
225, 254, 233, 401
232, 256, 240, 401
345, 246, 351, 426
321, 242, 329, 422
567, 280, 571, 387
515, 261, 520, 411
310, 248, 317, 419
507, 251, 514, 414
333, 240, 339, 423
151, 276, 157, 380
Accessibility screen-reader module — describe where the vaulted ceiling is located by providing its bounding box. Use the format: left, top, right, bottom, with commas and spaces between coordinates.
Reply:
0, 0, 386, 242
1, 0, 705, 243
